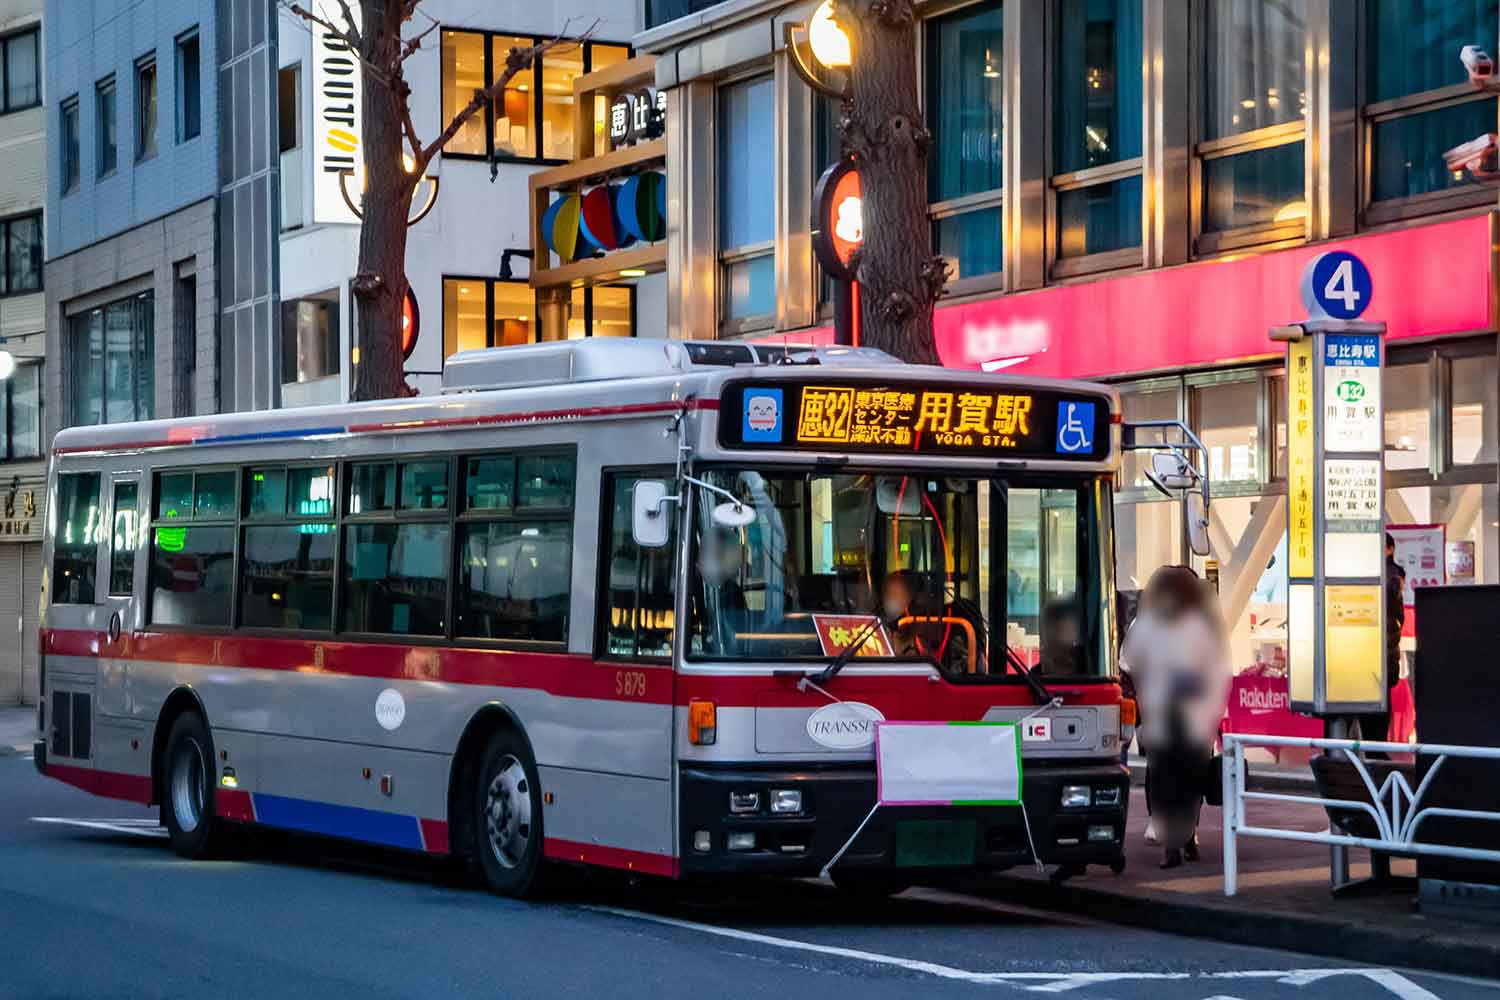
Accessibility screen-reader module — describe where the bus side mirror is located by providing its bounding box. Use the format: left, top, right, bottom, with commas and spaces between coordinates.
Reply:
1145, 451, 1196, 495
632, 481, 672, 549
1185, 490, 1210, 557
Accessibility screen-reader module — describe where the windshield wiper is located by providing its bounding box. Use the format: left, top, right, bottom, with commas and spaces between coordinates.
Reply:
1003, 645, 1055, 707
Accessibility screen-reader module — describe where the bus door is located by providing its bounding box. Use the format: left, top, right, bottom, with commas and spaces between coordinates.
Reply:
92, 473, 147, 784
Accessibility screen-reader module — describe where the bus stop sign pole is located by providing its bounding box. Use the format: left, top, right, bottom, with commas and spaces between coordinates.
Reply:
1271, 250, 1388, 888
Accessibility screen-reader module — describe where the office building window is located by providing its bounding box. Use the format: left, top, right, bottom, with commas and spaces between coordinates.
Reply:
61, 96, 80, 193
1, 212, 42, 295
927, 2, 1003, 283
69, 291, 155, 427
645, 0, 724, 29
0, 362, 41, 460
136, 56, 157, 160
565, 285, 636, 339
1367, 0, 1498, 211
96, 77, 118, 177
718, 74, 775, 329
278, 64, 301, 154
1, 28, 39, 112
1452, 353, 1498, 466
442, 278, 534, 358
440, 29, 630, 163
1053, 0, 1143, 265
177, 30, 201, 142
280, 291, 340, 384
1198, 0, 1306, 244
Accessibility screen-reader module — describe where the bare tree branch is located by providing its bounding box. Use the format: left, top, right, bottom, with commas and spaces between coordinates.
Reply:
398, 17, 441, 63
419, 18, 599, 165
284, 2, 393, 87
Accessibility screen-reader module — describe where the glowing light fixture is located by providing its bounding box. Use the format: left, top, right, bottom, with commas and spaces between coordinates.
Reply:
0, 351, 14, 381
808, 1, 851, 69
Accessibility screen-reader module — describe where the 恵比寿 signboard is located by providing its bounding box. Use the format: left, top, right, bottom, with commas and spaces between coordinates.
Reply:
1323, 334, 1381, 453
1287, 338, 1316, 578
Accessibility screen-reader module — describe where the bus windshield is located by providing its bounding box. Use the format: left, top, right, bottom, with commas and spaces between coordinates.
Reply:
688, 469, 1113, 680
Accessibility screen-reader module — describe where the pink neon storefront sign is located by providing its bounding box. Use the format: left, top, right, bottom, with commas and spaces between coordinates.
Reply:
931, 215, 1493, 378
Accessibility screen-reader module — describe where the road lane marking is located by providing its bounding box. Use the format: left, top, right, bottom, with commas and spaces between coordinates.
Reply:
584, 905, 1459, 997
32, 817, 168, 839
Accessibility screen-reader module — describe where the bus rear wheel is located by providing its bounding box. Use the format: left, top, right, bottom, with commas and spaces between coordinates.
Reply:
160, 711, 226, 859
473, 730, 548, 899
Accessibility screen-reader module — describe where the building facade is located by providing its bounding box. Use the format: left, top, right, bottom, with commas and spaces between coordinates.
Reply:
0, 0, 44, 705
276, 0, 667, 405
637, 0, 1500, 707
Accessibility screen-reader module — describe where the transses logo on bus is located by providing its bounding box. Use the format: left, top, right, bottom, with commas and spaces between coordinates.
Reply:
806, 701, 885, 750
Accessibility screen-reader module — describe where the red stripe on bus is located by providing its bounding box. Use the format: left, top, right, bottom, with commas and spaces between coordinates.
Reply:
45, 763, 153, 804
543, 836, 678, 878
674, 673, 1121, 714
42, 629, 677, 706
419, 819, 450, 855
217, 788, 256, 823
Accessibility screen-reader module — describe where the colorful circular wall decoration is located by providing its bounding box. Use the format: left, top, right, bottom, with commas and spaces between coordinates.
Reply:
543, 171, 665, 262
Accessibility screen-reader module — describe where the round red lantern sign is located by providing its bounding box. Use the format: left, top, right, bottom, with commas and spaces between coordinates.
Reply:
813, 159, 862, 281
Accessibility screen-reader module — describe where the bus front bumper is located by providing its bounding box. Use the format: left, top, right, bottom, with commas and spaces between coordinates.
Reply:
678, 760, 1128, 877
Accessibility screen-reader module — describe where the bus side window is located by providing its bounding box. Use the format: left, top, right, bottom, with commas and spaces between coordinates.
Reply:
108, 482, 140, 596
601, 473, 676, 661
52, 472, 102, 605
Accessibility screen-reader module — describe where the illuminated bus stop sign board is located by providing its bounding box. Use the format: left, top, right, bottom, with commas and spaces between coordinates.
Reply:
719, 381, 1111, 460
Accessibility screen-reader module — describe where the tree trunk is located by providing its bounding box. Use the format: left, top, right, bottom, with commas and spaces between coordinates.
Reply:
838, 0, 946, 365
350, 0, 417, 401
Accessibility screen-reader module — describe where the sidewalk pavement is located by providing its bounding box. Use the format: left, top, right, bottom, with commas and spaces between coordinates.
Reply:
0, 704, 37, 756
986, 784, 1500, 979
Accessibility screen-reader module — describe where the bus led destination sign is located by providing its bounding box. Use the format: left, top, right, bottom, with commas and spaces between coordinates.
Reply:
720, 381, 1111, 460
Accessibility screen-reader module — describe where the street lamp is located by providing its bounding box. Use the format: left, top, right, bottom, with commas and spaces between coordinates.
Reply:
785, 1, 852, 99
336, 152, 442, 226
0, 350, 14, 382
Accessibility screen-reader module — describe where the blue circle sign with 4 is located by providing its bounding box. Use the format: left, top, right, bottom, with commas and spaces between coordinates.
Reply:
1301, 250, 1373, 320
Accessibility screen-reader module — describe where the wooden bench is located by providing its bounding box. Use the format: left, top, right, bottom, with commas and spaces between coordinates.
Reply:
1309, 753, 1418, 895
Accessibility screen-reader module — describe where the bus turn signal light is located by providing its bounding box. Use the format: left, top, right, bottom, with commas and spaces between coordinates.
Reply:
688, 699, 717, 745
1120, 698, 1138, 726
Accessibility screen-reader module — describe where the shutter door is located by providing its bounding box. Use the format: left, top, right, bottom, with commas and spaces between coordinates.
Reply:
0, 546, 20, 704
20, 542, 42, 706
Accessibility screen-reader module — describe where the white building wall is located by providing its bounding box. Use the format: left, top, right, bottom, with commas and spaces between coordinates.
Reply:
276, 0, 664, 406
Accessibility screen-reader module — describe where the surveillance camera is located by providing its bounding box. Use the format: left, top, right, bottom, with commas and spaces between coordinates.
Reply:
1462, 45, 1499, 90
1443, 133, 1500, 179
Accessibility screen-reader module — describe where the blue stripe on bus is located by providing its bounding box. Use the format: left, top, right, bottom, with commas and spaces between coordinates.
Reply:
195, 426, 347, 445
251, 793, 425, 851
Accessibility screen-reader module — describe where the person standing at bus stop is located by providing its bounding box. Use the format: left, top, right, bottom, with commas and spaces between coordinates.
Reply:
1121, 566, 1231, 868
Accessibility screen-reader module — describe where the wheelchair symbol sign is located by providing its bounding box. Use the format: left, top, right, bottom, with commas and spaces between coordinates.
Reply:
1056, 401, 1095, 455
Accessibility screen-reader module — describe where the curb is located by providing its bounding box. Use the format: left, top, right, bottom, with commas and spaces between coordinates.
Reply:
988, 873, 1500, 980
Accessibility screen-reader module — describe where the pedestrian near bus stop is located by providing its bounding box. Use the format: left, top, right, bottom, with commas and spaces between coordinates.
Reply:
1356, 533, 1406, 756
1120, 566, 1232, 868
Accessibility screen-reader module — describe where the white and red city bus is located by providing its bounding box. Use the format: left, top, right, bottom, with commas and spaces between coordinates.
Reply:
36, 340, 1204, 896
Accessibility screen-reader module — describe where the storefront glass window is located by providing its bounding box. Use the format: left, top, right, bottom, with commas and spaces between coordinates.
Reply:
492, 35, 535, 159
1451, 354, 1497, 465
493, 281, 533, 347
1387, 483, 1499, 586
1196, 380, 1260, 484
541, 45, 583, 161
1192, 496, 1289, 679
1121, 385, 1180, 488
442, 278, 534, 360
1115, 499, 1182, 594
1055, 0, 1142, 173
69, 291, 153, 427
1201, 141, 1306, 234
443, 278, 489, 357
1271, 374, 1288, 480
1384, 361, 1431, 471
934, 207, 1004, 281
280, 291, 339, 384
565, 285, 635, 340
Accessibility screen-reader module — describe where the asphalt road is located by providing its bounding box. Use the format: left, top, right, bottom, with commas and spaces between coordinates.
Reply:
3, 752, 1497, 1000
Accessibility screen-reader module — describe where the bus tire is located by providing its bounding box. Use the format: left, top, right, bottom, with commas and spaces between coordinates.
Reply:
160, 711, 225, 859
829, 870, 911, 899
473, 730, 548, 899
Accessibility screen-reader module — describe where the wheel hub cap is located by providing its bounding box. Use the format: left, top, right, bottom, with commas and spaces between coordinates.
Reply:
485, 756, 531, 870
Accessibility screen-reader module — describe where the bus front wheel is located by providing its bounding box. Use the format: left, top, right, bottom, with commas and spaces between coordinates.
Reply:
160, 711, 226, 859
473, 730, 548, 899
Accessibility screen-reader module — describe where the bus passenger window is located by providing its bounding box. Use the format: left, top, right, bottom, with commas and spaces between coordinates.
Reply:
456, 522, 571, 642
341, 523, 449, 635
51, 472, 102, 605
108, 482, 139, 596
518, 454, 574, 508
349, 463, 396, 514
399, 461, 449, 511
601, 474, 675, 660
242, 526, 335, 630
148, 469, 236, 628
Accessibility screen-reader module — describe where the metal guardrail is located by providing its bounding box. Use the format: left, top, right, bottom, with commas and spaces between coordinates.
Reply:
1221, 733, 1500, 896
